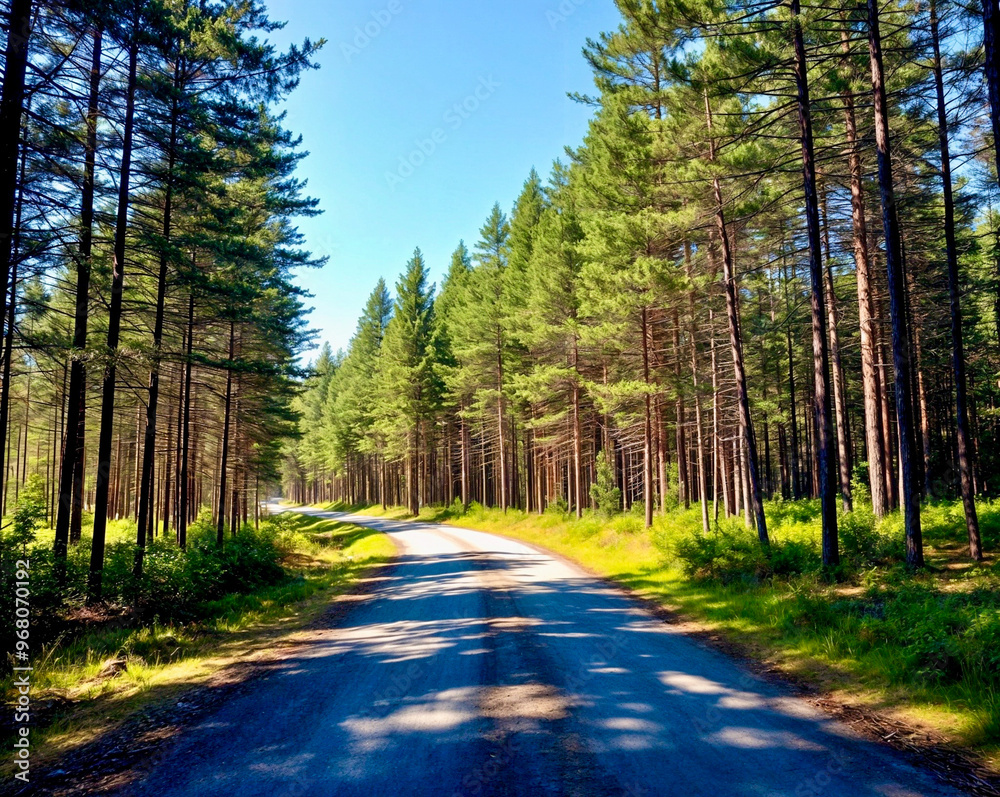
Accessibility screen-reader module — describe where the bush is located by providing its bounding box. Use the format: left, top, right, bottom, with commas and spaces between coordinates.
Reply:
1, 476, 49, 666
851, 461, 872, 507
545, 496, 570, 516
672, 523, 820, 584
839, 507, 903, 567
765, 499, 821, 529
590, 458, 622, 518
6, 517, 293, 664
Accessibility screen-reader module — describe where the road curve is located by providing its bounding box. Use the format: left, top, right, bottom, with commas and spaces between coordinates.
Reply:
123, 505, 965, 797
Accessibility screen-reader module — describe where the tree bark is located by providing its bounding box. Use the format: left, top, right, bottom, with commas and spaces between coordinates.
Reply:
686, 242, 710, 532
89, 30, 139, 601
930, 0, 982, 559
792, 0, 838, 565
178, 290, 194, 548
217, 320, 235, 544
572, 335, 584, 519
136, 56, 182, 576
55, 26, 102, 565
0, 0, 32, 328
641, 307, 654, 528
983, 0, 1000, 183
673, 312, 688, 510
496, 331, 508, 512
714, 176, 768, 543
821, 184, 852, 512
840, 33, 888, 518
867, 0, 923, 567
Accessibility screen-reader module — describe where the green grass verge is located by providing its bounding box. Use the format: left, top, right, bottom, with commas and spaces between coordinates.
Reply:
1, 511, 394, 777
322, 497, 1000, 766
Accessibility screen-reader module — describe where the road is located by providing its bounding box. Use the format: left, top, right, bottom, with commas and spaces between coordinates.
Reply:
123, 505, 966, 797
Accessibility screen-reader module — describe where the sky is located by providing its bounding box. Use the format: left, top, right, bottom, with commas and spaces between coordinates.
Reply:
261, 0, 623, 359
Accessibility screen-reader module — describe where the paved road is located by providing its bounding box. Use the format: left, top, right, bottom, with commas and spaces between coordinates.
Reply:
124, 505, 965, 797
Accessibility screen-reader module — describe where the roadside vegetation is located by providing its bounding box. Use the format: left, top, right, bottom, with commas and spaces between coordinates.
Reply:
323, 496, 1000, 765
0, 503, 393, 777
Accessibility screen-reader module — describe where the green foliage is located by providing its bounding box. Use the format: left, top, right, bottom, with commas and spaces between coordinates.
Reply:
1, 475, 51, 662
7, 518, 296, 675
375, 249, 441, 465
8, 474, 47, 550
545, 496, 570, 515
839, 507, 904, 567
669, 523, 820, 584
590, 457, 622, 517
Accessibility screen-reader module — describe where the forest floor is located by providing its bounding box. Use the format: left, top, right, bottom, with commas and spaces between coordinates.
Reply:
0, 513, 395, 783
326, 497, 1000, 775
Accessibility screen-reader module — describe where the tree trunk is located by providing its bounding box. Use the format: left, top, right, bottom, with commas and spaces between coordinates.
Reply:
496, 332, 508, 512
162, 379, 174, 542
572, 335, 584, 519
685, 242, 710, 532
906, 270, 933, 499
710, 308, 722, 523
408, 422, 419, 515
714, 175, 768, 544
782, 254, 802, 500
178, 290, 194, 548
673, 312, 688, 510
983, 0, 1000, 183
867, 0, 923, 567
821, 184, 853, 512
931, 0, 982, 559
641, 307, 654, 528
89, 30, 139, 602
0, 97, 28, 521
840, 31, 888, 518
792, 0, 838, 565
0, 237, 18, 518
0, 0, 32, 328
217, 320, 235, 545
136, 57, 182, 576
55, 26, 102, 564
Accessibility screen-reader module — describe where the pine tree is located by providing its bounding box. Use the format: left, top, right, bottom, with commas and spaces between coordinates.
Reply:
377, 250, 438, 515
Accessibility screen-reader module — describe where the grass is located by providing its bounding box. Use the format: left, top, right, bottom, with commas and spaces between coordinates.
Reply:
321, 496, 1000, 767
0, 511, 395, 779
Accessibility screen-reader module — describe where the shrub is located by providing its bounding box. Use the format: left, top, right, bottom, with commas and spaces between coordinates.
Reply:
610, 513, 644, 536
7, 516, 294, 664
765, 499, 821, 529
589, 458, 621, 518
1, 476, 49, 668
851, 461, 872, 507
958, 611, 1000, 684
672, 523, 820, 584
839, 507, 904, 567
545, 496, 570, 516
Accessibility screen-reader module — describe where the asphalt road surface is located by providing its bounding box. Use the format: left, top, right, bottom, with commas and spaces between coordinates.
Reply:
123, 505, 966, 797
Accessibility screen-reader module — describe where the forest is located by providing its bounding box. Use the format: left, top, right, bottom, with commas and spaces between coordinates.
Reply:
286, 0, 1000, 575
0, 0, 320, 626
3, 0, 1000, 790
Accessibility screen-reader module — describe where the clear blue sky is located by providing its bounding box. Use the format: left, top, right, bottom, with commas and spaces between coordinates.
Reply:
262, 0, 621, 357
